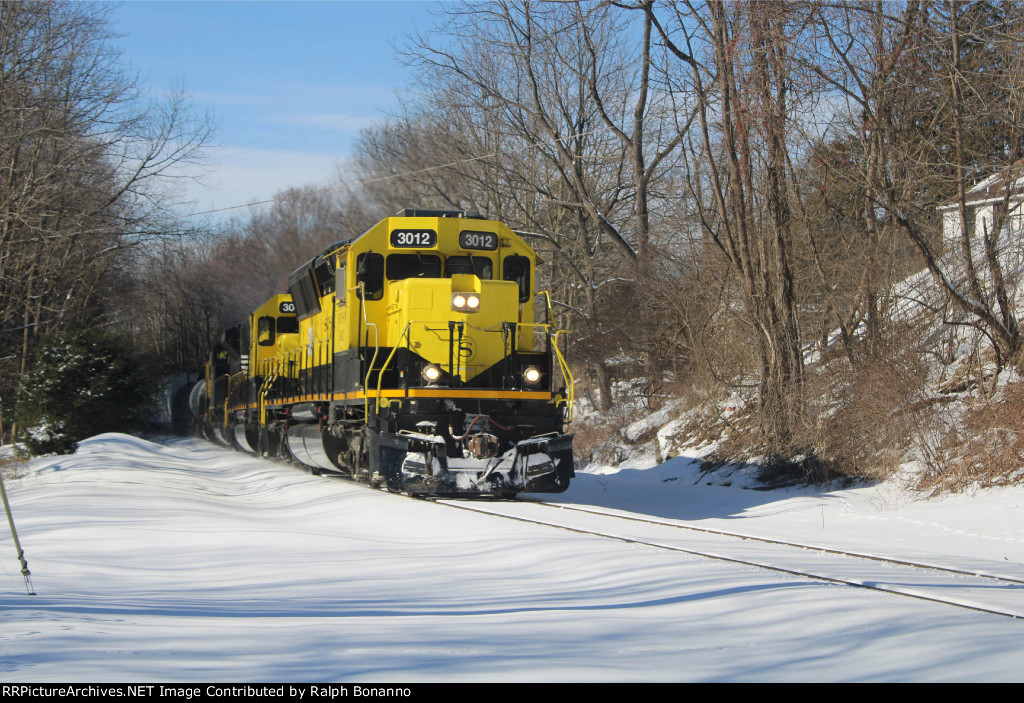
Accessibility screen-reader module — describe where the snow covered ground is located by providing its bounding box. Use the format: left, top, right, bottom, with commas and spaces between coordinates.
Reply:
1, 433, 1023, 682
566, 456, 1024, 580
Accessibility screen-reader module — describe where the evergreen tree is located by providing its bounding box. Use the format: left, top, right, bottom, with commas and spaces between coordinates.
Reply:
15, 331, 151, 455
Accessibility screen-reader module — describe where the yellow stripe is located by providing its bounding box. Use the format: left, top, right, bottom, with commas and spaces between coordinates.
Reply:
227, 403, 258, 412
333, 389, 551, 401
259, 394, 332, 407
250, 389, 551, 409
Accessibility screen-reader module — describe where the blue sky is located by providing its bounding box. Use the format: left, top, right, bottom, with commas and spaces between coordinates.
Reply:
109, 1, 439, 217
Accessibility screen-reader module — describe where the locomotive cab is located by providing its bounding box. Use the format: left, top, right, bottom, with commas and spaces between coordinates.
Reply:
216, 294, 300, 454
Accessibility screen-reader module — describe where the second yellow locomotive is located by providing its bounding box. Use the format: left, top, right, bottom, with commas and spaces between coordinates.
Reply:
196, 209, 575, 496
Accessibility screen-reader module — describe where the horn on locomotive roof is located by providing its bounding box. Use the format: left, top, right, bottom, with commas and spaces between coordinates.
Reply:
394, 208, 485, 219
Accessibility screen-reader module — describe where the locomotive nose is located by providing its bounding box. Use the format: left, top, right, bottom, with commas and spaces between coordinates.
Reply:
397, 274, 521, 385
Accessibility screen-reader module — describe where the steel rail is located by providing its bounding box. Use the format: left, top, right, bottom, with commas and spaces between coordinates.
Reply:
515, 498, 1024, 586
434, 498, 1024, 620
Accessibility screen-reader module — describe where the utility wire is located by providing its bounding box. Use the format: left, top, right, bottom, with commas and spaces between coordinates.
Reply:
212, 111, 376, 159
173, 124, 617, 220
57, 123, 619, 238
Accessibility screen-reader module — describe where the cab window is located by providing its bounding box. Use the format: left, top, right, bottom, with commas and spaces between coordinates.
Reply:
386, 254, 442, 281
446, 255, 492, 279
314, 260, 335, 296
277, 317, 298, 334
503, 255, 531, 303
257, 316, 275, 346
356, 253, 384, 300
288, 270, 321, 319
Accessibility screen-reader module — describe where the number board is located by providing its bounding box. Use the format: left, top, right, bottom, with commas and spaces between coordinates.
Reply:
279, 301, 296, 314
390, 229, 437, 248
459, 230, 498, 251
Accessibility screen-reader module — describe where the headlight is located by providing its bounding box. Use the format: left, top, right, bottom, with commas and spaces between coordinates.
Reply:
452, 293, 481, 312
523, 366, 542, 385
422, 364, 442, 383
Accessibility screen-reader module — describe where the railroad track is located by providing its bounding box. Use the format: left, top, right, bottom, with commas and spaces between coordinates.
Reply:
520, 498, 1024, 585
208, 438, 1024, 620
434, 496, 1024, 620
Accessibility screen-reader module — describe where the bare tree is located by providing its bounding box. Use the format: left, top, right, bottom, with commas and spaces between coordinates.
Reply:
0, 1, 213, 407
650, 1, 807, 453
809, 1, 1024, 370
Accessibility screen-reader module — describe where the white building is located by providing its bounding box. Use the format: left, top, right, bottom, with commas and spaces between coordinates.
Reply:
938, 163, 1024, 248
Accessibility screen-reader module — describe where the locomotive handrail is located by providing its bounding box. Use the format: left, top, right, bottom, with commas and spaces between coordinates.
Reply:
371, 318, 509, 409
374, 322, 412, 411
506, 321, 574, 425
258, 362, 279, 427
536, 291, 575, 423
359, 282, 381, 422
551, 329, 575, 424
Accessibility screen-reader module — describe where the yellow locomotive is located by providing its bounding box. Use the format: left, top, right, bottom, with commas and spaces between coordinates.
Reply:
194, 209, 575, 496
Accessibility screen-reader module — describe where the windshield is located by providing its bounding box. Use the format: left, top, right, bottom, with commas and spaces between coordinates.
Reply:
445, 255, 492, 279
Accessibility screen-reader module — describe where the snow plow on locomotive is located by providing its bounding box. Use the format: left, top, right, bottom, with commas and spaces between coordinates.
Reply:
192, 209, 575, 497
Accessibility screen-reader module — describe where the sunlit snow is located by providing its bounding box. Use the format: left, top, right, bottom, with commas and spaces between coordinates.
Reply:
1, 434, 1022, 682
